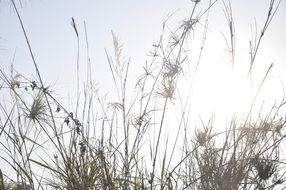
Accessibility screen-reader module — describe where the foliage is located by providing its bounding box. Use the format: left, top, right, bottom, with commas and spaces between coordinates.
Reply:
0, 0, 285, 189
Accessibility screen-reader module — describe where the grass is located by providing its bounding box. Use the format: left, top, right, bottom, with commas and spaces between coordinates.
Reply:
0, 0, 286, 189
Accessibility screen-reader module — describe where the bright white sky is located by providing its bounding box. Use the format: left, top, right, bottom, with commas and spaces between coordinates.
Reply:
1, 0, 286, 128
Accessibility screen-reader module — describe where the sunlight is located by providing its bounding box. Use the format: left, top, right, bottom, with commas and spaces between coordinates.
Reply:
190, 62, 250, 126
179, 40, 284, 129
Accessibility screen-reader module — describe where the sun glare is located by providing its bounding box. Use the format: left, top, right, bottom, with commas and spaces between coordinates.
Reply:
178, 39, 284, 130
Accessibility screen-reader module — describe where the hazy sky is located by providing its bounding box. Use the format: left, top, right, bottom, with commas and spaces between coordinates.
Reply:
1, 0, 286, 125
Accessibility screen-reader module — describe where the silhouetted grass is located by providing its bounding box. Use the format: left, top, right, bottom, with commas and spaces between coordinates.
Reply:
0, 0, 285, 189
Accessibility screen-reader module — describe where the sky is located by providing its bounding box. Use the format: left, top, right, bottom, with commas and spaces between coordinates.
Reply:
1, 0, 286, 127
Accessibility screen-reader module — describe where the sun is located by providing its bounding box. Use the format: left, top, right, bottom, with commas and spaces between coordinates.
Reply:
192, 60, 252, 123
177, 41, 284, 130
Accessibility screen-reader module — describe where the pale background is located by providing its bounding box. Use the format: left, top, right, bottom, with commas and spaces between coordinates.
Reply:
0, 0, 286, 149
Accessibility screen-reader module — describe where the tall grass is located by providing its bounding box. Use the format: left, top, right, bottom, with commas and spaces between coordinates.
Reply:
0, 0, 286, 189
